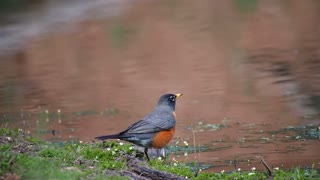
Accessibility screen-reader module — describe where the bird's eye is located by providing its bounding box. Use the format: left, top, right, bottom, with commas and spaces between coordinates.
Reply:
170, 96, 175, 101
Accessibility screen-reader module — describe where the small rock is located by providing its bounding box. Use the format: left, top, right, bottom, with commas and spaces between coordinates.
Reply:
6, 137, 12, 142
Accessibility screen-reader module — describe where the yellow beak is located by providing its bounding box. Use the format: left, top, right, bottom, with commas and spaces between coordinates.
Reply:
175, 93, 183, 98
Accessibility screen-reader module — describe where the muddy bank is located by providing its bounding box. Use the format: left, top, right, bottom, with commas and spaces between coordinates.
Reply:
3, 128, 318, 179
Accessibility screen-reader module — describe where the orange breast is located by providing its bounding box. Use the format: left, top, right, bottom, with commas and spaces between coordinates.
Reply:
151, 126, 176, 149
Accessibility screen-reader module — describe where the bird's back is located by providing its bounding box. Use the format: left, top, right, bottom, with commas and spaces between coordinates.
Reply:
143, 107, 176, 130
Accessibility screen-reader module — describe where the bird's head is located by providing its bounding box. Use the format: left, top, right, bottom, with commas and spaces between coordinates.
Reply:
156, 93, 183, 111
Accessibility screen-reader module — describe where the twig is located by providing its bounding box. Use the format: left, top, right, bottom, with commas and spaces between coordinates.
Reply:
192, 127, 197, 155
256, 156, 273, 177
191, 127, 200, 177
8, 155, 16, 166
125, 156, 185, 180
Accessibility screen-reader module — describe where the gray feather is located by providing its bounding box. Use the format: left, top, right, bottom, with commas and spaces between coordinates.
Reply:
120, 108, 176, 134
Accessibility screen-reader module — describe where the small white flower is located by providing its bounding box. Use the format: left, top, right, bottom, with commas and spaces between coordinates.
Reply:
199, 169, 202, 172
57, 109, 61, 113
172, 158, 177, 162
119, 142, 124, 146
79, 141, 83, 144
248, 172, 255, 176
173, 163, 177, 166
251, 167, 256, 171
158, 157, 162, 161
112, 151, 116, 155
129, 146, 134, 150
183, 141, 189, 146
184, 152, 188, 156
45, 110, 49, 114
274, 167, 279, 170
237, 168, 241, 172
221, 170, 225, 174
106, 148, 111, 151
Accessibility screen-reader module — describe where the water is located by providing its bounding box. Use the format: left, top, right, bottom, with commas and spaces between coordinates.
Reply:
0, 0, 131, 55
0, 0, 319, 172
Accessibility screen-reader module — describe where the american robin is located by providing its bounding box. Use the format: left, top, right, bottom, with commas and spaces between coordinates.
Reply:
95, 93, 183, 161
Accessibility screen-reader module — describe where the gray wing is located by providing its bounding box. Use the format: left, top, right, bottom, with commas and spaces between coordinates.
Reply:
145, 111, 176, 130
121, 112, 176, 134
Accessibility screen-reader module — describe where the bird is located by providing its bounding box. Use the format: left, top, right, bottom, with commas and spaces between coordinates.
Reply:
95, 93, 183, 161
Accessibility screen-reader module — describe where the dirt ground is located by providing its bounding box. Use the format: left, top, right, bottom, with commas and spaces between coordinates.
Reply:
0, 0, 319, 172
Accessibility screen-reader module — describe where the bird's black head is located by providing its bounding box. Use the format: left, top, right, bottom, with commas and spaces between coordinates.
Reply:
157, 93, 183, 111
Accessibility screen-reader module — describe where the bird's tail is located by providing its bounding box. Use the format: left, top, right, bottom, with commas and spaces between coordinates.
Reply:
95, 134, 122, 140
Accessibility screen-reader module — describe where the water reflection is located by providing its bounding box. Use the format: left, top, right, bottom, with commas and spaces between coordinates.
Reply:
0, 0, 319, 172
0, 0, 130, 55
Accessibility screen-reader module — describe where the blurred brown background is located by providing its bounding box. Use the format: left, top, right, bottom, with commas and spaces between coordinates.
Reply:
0, 0, 319, 172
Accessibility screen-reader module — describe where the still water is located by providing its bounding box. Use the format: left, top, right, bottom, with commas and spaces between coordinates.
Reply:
0, 0, 130, 55
0, 0, 319, 172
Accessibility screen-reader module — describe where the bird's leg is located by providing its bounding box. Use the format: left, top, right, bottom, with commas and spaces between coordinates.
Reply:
144, 147, 150, 161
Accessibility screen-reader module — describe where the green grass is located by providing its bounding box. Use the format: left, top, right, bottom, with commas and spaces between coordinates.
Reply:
0, 128, 319, 180
0, 128, 136, 179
